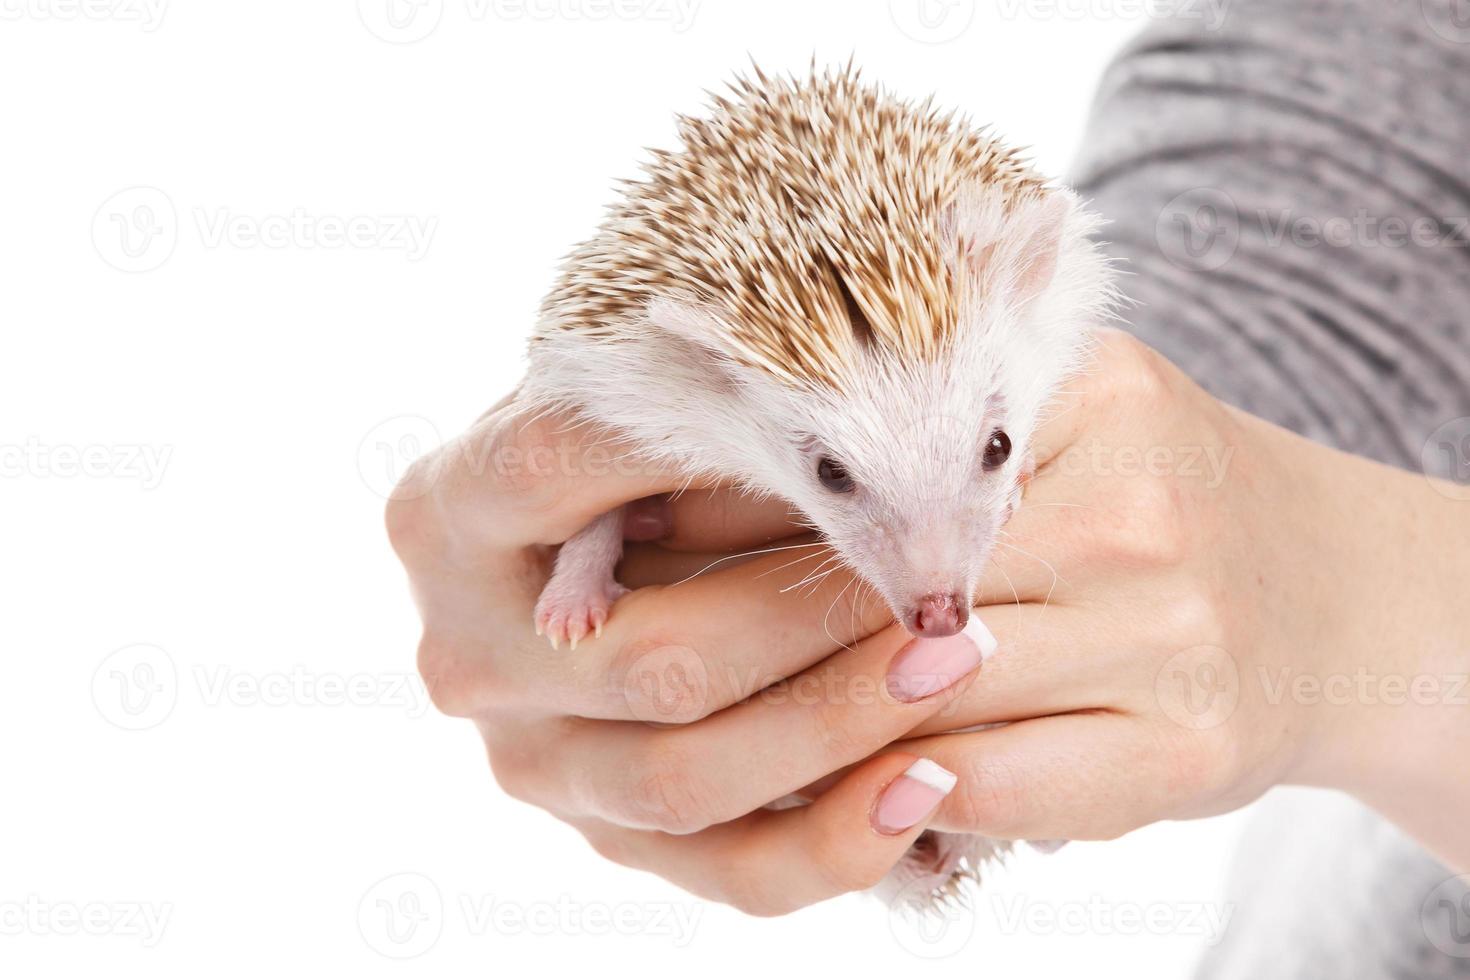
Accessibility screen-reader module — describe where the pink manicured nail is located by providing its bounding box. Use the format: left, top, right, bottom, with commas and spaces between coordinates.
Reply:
885, 618, 996, 702
623, 496, 672, 541
872, 759, 957, 835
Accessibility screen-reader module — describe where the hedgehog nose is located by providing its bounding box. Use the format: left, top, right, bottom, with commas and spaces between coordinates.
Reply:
906, 592, 969, 638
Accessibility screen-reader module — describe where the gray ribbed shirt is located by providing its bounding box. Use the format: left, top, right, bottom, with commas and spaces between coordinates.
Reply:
1069, 2, 1470, 977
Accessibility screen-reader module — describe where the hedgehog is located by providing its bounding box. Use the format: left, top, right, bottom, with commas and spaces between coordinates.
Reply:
516, 63, 1116, 907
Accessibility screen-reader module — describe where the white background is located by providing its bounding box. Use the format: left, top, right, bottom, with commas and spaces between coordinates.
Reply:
1, 0, 1263, 976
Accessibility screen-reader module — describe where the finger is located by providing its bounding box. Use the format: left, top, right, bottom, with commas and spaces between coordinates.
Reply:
901, 600, 1152, 737
408, 406, 686, 552
573, 753, 954, 916
617, 533, 823, 589
510, 542, 894, 720
901, 711, 1186, 841
544, 620, 993, 833
646, 487, 808, 552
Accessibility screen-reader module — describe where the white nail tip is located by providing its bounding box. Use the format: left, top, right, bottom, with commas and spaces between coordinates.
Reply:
963, 616, 999, 661
903, 758, 957, 795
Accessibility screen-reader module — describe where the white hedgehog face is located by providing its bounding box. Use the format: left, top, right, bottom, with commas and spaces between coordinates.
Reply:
773, 363, 1028, 638
622, 188, 1109, 639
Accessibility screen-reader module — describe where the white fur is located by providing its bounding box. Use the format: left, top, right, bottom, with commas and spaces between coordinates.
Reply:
521, 184, 1116, 909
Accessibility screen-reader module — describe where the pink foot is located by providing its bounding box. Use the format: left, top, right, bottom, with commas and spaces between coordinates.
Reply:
534, 576, 628, 651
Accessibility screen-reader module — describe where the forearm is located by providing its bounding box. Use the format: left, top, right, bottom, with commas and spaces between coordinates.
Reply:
1270, 414, 1470, 870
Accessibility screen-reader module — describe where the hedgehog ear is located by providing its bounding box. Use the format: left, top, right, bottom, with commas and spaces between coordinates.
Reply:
954, 187, 1071, 305
1010, 193, 1070, 304
645, 298, 748, 384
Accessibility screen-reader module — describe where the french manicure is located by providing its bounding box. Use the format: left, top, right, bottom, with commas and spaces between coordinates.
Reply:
872, 759, 957, 835
885, 617, 996, 703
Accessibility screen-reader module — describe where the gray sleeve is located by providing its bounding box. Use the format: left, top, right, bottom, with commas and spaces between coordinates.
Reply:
1067, 3, 1470, 978
1069, 0, 1470, 478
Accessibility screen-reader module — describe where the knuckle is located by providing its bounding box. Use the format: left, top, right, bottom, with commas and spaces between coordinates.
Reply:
416, 632, 499, 717
1154, 722, 1234, 805
488, 417, 568, 514
579, 826, 634, 867
608, 632, 715, 724
484, 747, 537, 805
1099, 331, 1176, 407
1095, 476, 1190, 569
618, 741, 720, 834
950, 757, 1027, 838
715, 869, 796, 918
808, 835, 889, 895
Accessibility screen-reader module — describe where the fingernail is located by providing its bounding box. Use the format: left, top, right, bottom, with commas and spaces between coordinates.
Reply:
623, 496, 672, 541
872, 759, 957, 835
885, 618, 995, 703
1025, 839, 1069, 855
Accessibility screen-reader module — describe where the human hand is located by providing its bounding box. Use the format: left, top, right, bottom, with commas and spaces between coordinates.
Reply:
385, 398, 1006, 915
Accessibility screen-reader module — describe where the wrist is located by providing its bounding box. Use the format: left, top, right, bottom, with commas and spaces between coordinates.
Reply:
1265, 423, 1470, 866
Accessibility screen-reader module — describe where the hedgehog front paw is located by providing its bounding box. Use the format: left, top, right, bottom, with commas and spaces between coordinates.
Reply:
534, 576, 629, 651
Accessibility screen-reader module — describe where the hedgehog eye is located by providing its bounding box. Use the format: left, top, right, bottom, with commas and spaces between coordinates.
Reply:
817, 456, 856, 493
982, 430, 1012, 471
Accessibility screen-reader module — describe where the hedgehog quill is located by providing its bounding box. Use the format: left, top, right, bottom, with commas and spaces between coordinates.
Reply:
517, 65, 1117, 908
